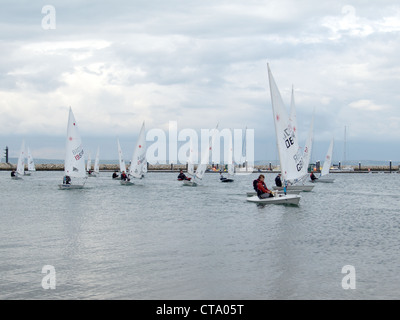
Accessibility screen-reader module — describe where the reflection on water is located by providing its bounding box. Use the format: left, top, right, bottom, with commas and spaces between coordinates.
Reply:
1, 171, 400, 299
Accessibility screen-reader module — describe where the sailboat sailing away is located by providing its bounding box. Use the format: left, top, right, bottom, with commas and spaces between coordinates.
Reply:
125, 121, 147, 185
86, 152, 92, 175
117, 138, 127, 180
178, 137, 195, 182
26, 147, 36, 175
220, 130, 234, 183
12, 140, 25, 180
315, 138, 335, 183
93, 147, 100, 177
58, 108, 87, 189
183, 124, 219, 187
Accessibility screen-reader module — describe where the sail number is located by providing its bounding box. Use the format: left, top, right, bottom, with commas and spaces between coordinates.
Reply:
296, 159, 303, 172
285, 137, 294, 148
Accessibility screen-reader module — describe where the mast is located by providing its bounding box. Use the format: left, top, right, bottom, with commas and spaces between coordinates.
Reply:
343, 125, 347, 167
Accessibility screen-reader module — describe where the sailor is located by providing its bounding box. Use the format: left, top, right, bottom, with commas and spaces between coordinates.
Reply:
112, 170, 119, 179
256, 174, 274, 198
310, 172, 318, 181
178, 170, 190, 181
11, 170, 16, 177
275, 173, 282, 187
121, 171, 129, 181
63, 175, 71, 185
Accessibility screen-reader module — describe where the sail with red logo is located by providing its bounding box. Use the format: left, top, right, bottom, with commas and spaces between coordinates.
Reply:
129, 121, 147, 180
59, 107, 87, 189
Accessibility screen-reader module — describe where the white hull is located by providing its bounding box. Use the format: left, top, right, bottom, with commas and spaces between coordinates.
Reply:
273, 185, 314, 192
24, 172, 31, 176
247, 189, 301, 197
183, 180, 198, 187
11, 176, 23, 180
247, 194, 301, 205
313, 177, 334, 183
120, 180, 134, 186
58, 184, 84, 190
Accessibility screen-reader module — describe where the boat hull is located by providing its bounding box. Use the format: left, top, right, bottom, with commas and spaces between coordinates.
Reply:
273, 185, 314, 192
58, 184, 84, 190
183, 180, 197, 187
246, 194, 301, 205
313, 178, 334, 183
120, 180, 134, 186
246, 189, 301, 197
221, 179, 234, 183
11, 176, 23, 180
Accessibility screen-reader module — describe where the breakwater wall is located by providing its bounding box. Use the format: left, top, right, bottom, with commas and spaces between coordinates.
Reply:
0, 163, 399, 173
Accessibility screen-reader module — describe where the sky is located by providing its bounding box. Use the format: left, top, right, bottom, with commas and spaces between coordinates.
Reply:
1, 0, 400, 163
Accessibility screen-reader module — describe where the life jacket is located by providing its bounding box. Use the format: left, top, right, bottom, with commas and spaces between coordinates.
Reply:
256, 181, 269, 197
253, 179, 259, 192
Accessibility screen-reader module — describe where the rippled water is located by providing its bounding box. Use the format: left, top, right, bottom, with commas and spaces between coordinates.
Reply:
1, 170, 400, 299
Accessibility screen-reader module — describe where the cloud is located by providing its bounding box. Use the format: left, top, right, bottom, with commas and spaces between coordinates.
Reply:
0, 1, 400, 161
349, 99, 385, 111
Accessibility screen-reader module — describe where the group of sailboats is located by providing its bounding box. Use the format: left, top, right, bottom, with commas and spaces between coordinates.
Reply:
247, 64, 336, 205
116, 122, 147, 186
181, 124, 220, 187
51, 67, 334, 201
86, 147, 100, 177
11, 141, 36, 180
58, 108, 147, 189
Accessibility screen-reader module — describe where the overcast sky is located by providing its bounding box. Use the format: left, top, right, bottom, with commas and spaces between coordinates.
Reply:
1, 0, 400, 162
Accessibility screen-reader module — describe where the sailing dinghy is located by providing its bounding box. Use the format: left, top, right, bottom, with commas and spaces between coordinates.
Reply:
92, 147, 100, 177
123, 121, 147, 185
267, 64, 312, 195
116, 138, 128, 181
12, 140, 25, 180
183, 124, 219, 187
25, 147, 36, 176
220, 130, 234, 183
179, 138, 195, 183
314, 138, 335, 183
58, 108, 87, 189
246, 193, 301, 205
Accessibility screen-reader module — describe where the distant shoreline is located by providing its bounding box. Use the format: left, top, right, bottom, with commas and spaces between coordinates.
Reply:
1, 163, 399, 173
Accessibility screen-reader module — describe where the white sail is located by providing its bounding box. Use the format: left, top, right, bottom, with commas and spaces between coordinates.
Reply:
289, 85, 298, 136
267, 64, 304, 182
64, 108, 86, 178
16, 140, 25, 176
86, 152, 92, 172
301, 114, 314, 178
241, 125, 247, 167
129, 121, 147, 179
27, 147, 36, 172
227, 130, 234, 176
187, 138, 196, 176
321, 138, 334, 177
117, 138, 127, 174
195, 124, 219, 180
94, 147, 100, 174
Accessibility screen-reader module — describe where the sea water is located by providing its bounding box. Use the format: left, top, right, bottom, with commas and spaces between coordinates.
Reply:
1, 171, 400, 299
